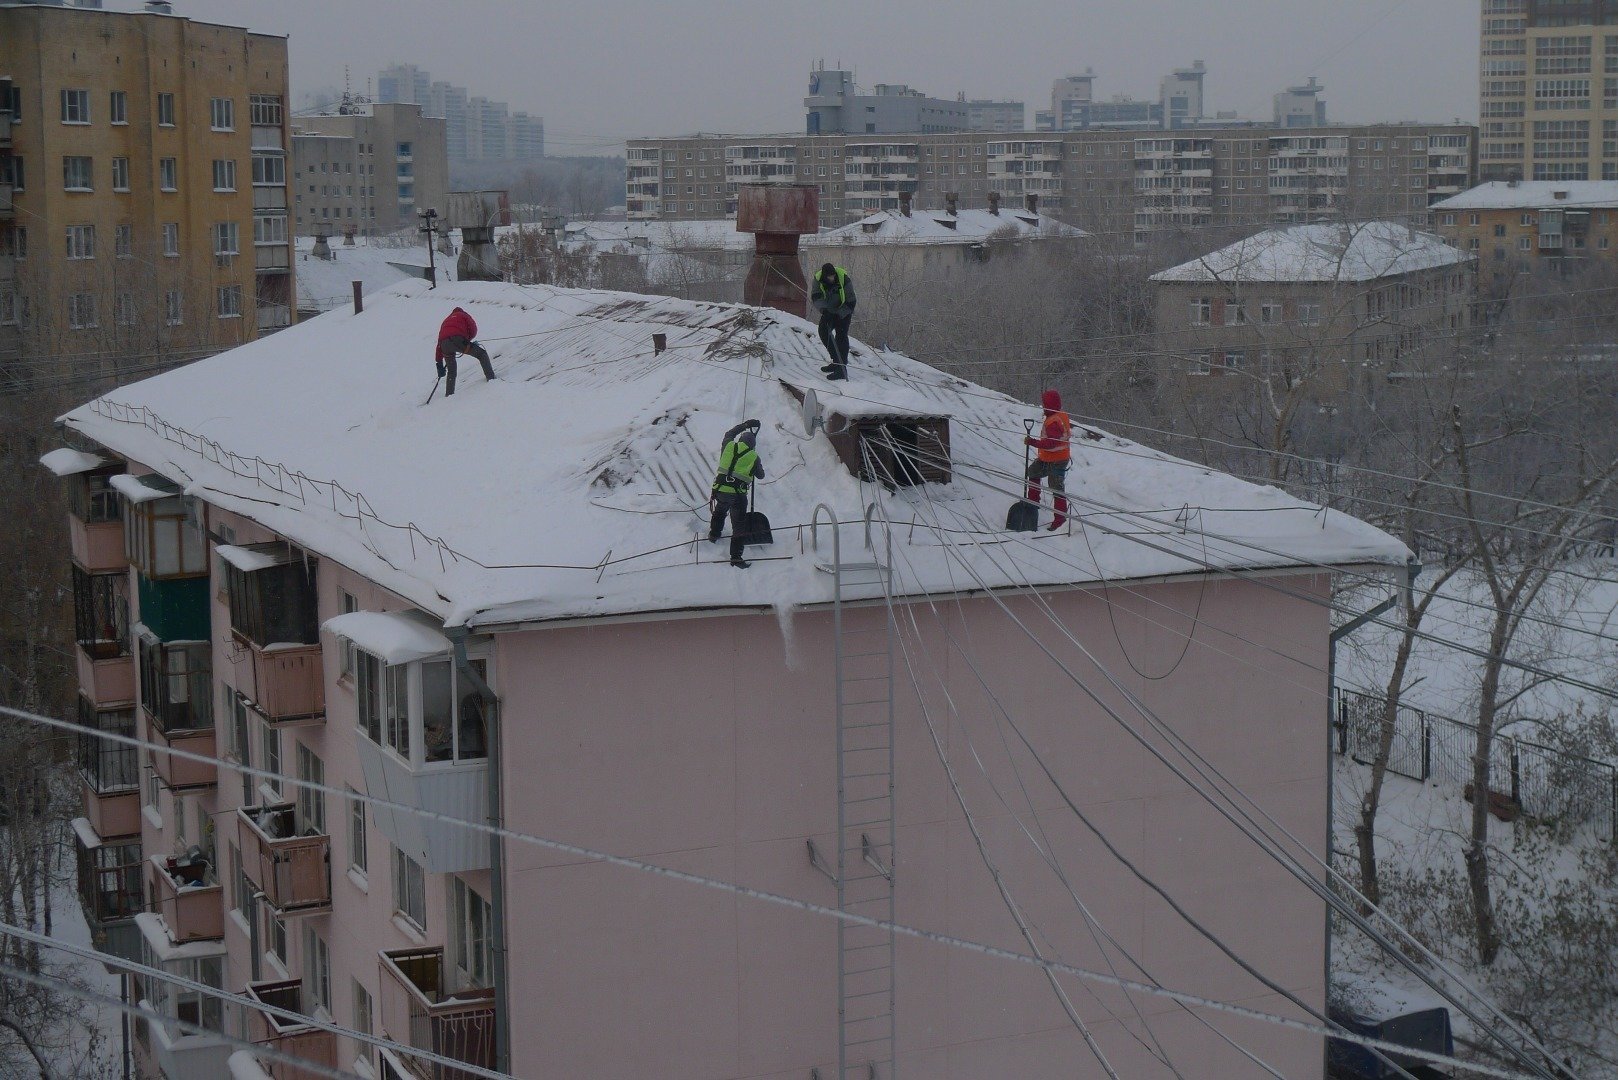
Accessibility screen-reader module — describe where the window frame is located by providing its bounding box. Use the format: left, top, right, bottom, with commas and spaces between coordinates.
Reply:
61, 88, 90, 125
210, 97, 235, 132
392, 847, 426, 930
63, 156, 93, 192
156, 92, 175, 127
110, 90, 128, 125
355, 649, 490, 768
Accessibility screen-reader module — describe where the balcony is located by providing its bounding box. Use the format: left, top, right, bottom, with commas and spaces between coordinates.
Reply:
379, 948, 496, 1080
77, 647, 136, 708
237, 804, 331, 912
356, 733, 488, 873
147, 854, 223, 944
70, 516, 127, 573
72, 820, 143, 964
150, 720, 217, 790
244, 980, 337, 1080
234, 640, 324, 724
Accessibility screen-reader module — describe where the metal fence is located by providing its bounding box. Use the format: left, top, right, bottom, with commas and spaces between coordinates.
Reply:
1336, 688, 1618, 843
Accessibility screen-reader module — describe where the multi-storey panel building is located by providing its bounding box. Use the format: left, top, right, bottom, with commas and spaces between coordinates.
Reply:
626, 124, 1477, 236
292, 103, 449, 237
1431, 179, 1618, 286
376, 63, 543, 170
0, 3, 294, 390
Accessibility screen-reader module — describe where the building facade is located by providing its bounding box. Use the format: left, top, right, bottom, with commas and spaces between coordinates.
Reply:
805, 67, 970, 135
625, 124, 1477, 236
965, 98, 1026, 133
0, 3, 294, 391
52, 277, 1411, 1080
291, 103, 449, 236
1478, 0, 1618, 183
1430, 179, 1618, 286
376, 63, 543, 169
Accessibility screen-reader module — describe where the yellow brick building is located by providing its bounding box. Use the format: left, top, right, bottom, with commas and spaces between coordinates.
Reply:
0, 3, 292, 393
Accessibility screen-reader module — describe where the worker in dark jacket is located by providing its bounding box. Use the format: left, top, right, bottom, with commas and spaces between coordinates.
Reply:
434, 306, 496, 397
811, 263, 857, 381
1025, 388, 1072, 531
709, 419, 765, 568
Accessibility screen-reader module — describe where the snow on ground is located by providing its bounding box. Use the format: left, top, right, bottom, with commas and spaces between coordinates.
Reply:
62, 280, 1407, 630
293, 235, 446, 313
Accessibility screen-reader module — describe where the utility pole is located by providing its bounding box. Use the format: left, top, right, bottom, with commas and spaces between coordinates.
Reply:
419, 208, 440, 288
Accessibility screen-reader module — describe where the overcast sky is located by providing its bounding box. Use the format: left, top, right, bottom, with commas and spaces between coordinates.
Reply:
182, 0, 1479, 154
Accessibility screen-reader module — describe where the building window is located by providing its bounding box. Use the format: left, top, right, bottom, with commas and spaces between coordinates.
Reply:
295, 743, 326, 835
61, 89, 90, 124
0, 285, 24, 327
1298, 303, 1322, 326
212, 159, 237, 191
115, 224, 132, 258
0, 155, 22, 193
396, 142, 412, 158
251, 154, 286, 186
267, 910, 287, 964
351, 981, 373, 1045
110, 90, 127, 125
258, 717, 280, 795
1259, 301, 1282, 324
216, 285, 242, 319
116, 291, 136, 327
159, 158, 177, 192
165, 288, 183, 326
392, 847, 426, 930
65, 225, 95, 260
68, 293, 97, 330
1223, 301, 1247, 327
157, 92, 175, 127
210, 97, 235, 131
112, 157, 130, 192
249, 94, 283, 127
162, 222, 179, 257
338, 592, 357, 676
253, 214, 287, 245
1189, 298, 1211, 326
303, 925, 331, 1015
450, 877, 494, 990
63, 156, 93, 191
0, 226, 23, 260
213, 222, 240, 255
347, 785, 367, 875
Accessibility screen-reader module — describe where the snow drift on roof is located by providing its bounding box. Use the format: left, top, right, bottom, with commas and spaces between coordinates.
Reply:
215, 544, 285, 573
813, 208, 1086, 247
1150, 221, 1473, 284
39, 447, 110, 477
324, 610, 453, 665
109, 473, 176, 504
61, 279, 1407, 628
1429, 180, 1618, 212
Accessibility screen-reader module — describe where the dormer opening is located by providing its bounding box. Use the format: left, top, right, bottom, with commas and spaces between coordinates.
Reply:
828, 415, 952, 487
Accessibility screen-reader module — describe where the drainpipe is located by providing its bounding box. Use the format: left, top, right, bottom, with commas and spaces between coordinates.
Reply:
446, 626, 509, 1075
1321, 556, 1418, 1041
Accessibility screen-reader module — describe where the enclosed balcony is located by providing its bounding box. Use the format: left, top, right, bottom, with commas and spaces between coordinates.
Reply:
140, 634, 216, 790
73, 566, 134, 706
237, 803, 331, 913
244, 979, 337, 1080
222, 544, 325, 724
147, 852, 223, 944
133, 914, 232, 1078
42, 456, 129, 572
72, 820, 143, 964
78, 698, 140, 838
379, 947, 496, 1080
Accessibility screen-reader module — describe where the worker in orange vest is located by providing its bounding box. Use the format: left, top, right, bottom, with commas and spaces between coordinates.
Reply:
1025, 389, 1072, 531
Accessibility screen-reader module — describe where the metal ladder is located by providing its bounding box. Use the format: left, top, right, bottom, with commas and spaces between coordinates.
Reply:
811, 504, 897, 1080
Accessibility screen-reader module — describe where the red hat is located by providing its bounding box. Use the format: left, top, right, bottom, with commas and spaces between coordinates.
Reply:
1042, 389, 1062, 412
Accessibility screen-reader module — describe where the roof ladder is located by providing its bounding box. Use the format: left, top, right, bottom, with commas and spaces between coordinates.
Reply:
812, 504, 896, 1080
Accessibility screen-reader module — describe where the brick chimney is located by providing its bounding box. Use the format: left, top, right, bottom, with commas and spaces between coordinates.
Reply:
1025, 193, 1039, 215
898, 190, 912, 217
987, 191, 1000, 216
944, 191, 958, 217
735, 183, 819, 317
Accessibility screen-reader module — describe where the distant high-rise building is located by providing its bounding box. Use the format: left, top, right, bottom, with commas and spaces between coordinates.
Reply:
1037, 64, 1221, 131
804, 64, 970, 134
292, 101, 449, 236
964, 98, 1026, 133
375, 63, 544, 167
1160, 61, 1208, 127
1476, 0, 1614, 183
1274, 78, 1328, 128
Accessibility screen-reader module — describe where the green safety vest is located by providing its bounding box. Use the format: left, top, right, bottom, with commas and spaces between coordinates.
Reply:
816, 267, 849, 307
713, 439, 759, 495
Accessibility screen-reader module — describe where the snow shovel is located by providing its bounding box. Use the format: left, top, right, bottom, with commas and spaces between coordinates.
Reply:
742, 482, 773, 547
423, 373, 444, 406
1006, 418, 1039, 532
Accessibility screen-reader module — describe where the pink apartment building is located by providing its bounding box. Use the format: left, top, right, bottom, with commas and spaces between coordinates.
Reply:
49, 280, 1406, 1079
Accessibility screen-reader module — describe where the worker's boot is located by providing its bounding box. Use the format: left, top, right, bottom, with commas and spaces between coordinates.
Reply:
1047, 496, 1067, 532
730, 556, 751, 569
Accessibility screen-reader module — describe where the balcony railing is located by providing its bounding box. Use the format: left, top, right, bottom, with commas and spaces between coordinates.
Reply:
235, 638, 325, 725
237, 804, 331, 913
147, 855, 223, 944
244, 979, 337, 1080
70, 516, 128, 572
149, 719, 217, 791
77, 648, 136, 708
378, 948, 496, 1080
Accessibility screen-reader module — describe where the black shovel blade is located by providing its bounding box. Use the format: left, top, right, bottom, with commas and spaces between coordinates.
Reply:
742, 511, 774, 547
1006, 500, 1039, 532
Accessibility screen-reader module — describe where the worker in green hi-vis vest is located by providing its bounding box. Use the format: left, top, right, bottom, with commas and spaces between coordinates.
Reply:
811, 263, 857, 382
708, 419, 765, 569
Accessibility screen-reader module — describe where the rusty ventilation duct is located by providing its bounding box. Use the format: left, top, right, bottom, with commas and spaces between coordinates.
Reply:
1026, 193, 1039, 215
898, 190, 912, 217
737, 184, 819, 317
944, 192, 958, 217
987, 191, 1000, 216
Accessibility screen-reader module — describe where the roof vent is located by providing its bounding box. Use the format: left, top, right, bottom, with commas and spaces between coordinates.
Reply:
145, 1, 174, 13
944, 192, 958, 217
898, 190, 912, 217
987, 191, 1000, 216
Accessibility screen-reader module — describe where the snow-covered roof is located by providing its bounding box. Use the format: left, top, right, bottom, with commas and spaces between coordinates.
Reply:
812, 208, 1086, 247
61, 281, 1407, 629
556, 219, 757, 252
1429, 181, 1618, 212
1151, 222, 1473, 284
294, 235, 443, 312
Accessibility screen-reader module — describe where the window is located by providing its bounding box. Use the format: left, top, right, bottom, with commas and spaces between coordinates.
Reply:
259, 719, 281, 797
143, 951, 224, 1036
1223, 350, 1246, 370
450, 877, 494, 990
1259, 300, 1282, 324
251, 154, 285, 185
68, 293, 97, 330
217, 285, 242, 319
138, 635, 211, 732
249, 94, 283, 127
112, 157, 130, 191
295, 743, 326, 835
356, 651, 383, 744
0, 285, 25, 327
303, 925, 331, 1014
1494, 223, 1508, 237
1298, 303, 1323, 326
392, 848, 426, 929
0, 226, 24, 260
1223, 301, 1247, 327
212, 159, 237, 191
162, 222, 179, 257
210, 97, 235, 131
267, 910, 287, 964
63, 156, 92, 191
396, 141, 412, 158
1518, 235, 1533, 249
159, 158, 177, 191
157, 93, 175, 127
116, 291, 136, 327
79, 838, 142, 925
165, 288, 183, 326
231, 841, 255, 923
338, 592, 358, 677
1189, 298, 1211, 326
115, 224, 132, 258
0, 155, 22, 193
347, 785, 367, 875
110, 90, 127, 125
65, 225, 95, 260
352, 981, 373, 1046
253, 214, 287, 245
213, 222, 240, 255
61, 89, 90, 124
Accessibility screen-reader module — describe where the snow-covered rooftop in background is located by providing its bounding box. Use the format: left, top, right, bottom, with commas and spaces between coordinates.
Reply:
557, 219, 757, 252
813, 207, 1086, 247
1430, 180, 1618, 212
1151, 222, 1473, 284
60, 281, 1406, 629
293, 235, 444, 312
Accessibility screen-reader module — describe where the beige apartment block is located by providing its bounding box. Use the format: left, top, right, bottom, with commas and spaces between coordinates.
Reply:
627, 124, 1475, 239
1478, 0, 1618, 184
292, 102, 448, 237
1431, 179, 1618, 289
0, 2, 294, 391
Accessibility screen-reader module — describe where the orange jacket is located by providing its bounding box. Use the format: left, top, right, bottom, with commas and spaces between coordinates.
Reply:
1032, 410, 1072, 462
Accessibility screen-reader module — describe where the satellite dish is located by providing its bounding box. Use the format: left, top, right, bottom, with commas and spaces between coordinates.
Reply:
802, 387, 824, 436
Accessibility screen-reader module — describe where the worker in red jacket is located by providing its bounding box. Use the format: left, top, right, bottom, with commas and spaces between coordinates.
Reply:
1025, 388, 1072, 531
433, 307, 496, 397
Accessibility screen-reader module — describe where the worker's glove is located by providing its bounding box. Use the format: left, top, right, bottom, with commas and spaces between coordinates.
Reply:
1024, 436, 1037, 447
837, 306, 852, 317
436, 360, 446, 378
